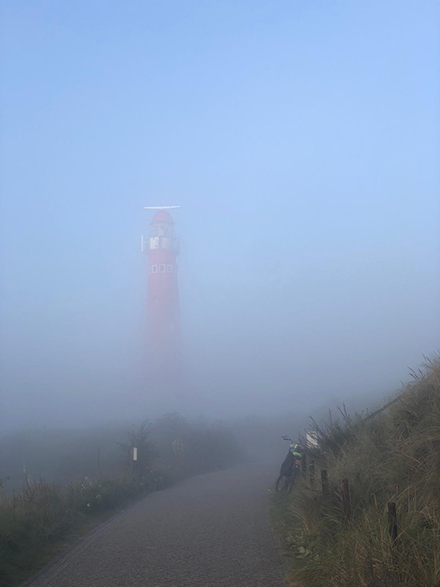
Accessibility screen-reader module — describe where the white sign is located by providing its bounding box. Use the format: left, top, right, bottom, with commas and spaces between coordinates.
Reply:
132, 447, 138, 461
306, 432, 319, 449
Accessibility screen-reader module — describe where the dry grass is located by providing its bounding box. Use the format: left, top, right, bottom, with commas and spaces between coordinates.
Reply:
0, 475, 147, 586
274, 356, 440, 587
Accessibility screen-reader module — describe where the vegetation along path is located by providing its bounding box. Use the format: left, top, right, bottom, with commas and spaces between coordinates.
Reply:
25, 464, 286, 587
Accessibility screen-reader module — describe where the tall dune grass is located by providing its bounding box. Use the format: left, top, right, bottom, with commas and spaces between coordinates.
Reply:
274, 357, 440, 587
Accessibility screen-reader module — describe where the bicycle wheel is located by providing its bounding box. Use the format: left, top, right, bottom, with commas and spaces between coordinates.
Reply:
287, 469, 300, 493
286, 476, 295, 493
275, 475, 283, 492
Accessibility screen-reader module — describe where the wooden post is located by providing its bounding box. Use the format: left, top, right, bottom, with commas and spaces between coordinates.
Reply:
321, 469, 328, 496
341, 479, 351, 523
387, 502, 398, 543
309, 460, 315, 487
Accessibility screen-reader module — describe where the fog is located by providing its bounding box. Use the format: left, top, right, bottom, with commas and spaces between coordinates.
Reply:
1, 1, 439, 435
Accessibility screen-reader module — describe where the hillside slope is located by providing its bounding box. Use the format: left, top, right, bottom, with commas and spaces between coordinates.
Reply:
273, 357, 440, 587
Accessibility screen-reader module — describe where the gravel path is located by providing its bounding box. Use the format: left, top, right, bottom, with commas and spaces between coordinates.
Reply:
25, 464, 287, 587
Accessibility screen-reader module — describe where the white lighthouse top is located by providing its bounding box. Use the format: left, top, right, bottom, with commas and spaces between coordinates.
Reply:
141, 206, 179, 253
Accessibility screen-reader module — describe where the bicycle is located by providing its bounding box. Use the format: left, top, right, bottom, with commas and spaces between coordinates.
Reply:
275, 462, 301, 493
275, 435, 302, 493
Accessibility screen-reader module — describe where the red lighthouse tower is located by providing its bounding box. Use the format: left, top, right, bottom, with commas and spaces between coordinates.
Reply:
143, 206, 181, 380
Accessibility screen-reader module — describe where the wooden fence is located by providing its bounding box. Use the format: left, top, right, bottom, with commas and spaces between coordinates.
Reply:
300, 461, 399, 542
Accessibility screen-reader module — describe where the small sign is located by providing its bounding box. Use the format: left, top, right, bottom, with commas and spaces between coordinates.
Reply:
306, 432, 319, 449
132, 447, 138, 461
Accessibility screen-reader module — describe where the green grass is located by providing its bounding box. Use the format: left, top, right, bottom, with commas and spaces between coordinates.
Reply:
273, 356, 440, 587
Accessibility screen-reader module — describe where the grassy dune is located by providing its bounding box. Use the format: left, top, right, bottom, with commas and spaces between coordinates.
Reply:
273, 357, 440, 587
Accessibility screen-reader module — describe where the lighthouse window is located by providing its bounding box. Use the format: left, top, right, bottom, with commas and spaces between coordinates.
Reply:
151, 265, 158, 273
159, 264, 166, 273
167, 264, 173, 273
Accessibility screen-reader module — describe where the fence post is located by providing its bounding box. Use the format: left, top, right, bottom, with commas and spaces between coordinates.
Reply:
387, 502, 398, 543
309, 460, 315, 487
341, 479, 351, 523
321, 469, 328, 496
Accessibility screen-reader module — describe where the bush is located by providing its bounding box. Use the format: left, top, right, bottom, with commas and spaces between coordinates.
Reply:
151, 414, 242, 477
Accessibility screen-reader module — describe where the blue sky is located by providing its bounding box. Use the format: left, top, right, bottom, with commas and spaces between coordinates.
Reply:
1, 0, 439, 427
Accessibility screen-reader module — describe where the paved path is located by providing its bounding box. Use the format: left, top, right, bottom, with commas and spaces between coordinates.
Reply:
26, 464, 286, 587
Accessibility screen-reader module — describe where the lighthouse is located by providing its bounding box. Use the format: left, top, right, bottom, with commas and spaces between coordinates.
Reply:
142, 206, 182, 380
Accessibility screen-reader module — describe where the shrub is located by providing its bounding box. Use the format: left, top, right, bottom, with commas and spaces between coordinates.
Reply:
151, 413, 242, 477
